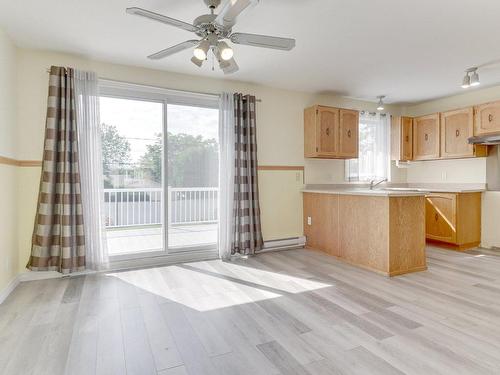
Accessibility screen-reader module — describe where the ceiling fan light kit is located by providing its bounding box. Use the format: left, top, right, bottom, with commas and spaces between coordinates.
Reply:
126, 0, 295, 74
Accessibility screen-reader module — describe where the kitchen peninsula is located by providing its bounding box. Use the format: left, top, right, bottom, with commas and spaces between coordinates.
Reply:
303, 186, 427, 276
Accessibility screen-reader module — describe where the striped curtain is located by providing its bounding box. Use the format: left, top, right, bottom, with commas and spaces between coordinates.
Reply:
27, 66, 85, 273
231, 94, 264, 255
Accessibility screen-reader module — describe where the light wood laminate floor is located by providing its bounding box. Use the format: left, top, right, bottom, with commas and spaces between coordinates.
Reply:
2, 246, 500, 375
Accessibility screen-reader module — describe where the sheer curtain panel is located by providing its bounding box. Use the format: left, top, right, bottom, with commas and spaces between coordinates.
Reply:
218, 93, 236, 260
74, 69, 109, 270
345, 111, 390, 182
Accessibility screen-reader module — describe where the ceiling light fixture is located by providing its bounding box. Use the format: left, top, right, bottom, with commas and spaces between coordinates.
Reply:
193, 39, 210, 60
191, 56, 204, 67
126, 1, 296, 74
217, 41, 233, 61
377, 95, 385, 111
462, 67, 479, 89
470, 69, 480, 87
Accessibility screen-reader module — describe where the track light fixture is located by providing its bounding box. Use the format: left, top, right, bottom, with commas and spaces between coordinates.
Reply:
462, 67, 480, 89
376, 95, 385, 111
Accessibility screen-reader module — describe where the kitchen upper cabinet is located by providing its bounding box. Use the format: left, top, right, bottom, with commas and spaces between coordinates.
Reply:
413, 114, 440, 160
338, 109, 359, 158
441, 108, 473, 158
391, 116, 413, 161
474, 100, 500, 136
441, 108, 488, 159
304, 105, 358, 159
425, 192, 481, 250
318, 106, 339, 154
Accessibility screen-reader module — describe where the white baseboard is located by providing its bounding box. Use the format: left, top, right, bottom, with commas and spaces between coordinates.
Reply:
0, 274, 21, 304
259, 236, 306, 253
18, 270, 62, 282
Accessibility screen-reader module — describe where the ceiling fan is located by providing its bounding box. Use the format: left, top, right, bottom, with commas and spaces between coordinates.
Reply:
126, 0, 296, 74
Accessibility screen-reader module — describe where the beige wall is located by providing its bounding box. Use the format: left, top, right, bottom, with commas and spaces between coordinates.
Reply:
9, 45, 500, 281
14, 48, 404, 268
0, 29, 19, 291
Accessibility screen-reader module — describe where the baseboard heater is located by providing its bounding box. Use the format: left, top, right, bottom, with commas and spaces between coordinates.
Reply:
258, 236, 306, 253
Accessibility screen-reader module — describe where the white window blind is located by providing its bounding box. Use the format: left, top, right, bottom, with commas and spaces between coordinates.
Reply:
345, 111, 390, 182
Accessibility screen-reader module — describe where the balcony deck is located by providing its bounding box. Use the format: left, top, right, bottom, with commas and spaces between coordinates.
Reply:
106, 223, 218, 256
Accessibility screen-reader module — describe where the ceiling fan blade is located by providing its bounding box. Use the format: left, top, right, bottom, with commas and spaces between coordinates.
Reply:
148, 40, 199, 60
126, 7, 198, 33
215, 0, 259, 28
230, 32, 295, 51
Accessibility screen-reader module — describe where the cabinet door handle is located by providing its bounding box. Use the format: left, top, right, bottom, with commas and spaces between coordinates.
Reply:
425, 133, 429, 141
435, 213, 439, 221
489, 114, 494, 122
456, 129, 460, 137
347, 129, 352, 138
326, 128, 330, 136
405, 135, 409, 142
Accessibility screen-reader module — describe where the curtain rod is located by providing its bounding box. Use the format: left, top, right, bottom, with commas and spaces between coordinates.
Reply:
45, 67, 262, 102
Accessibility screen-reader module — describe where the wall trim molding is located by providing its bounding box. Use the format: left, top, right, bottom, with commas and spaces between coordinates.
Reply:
0, 155, 42, 167
258, 165, 304, 171
0, 274, 21, 305
0, 159, 303, 170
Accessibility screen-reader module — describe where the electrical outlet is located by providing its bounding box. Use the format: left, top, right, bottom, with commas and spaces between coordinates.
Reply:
296, 172, 301, 182
441, 171, 447, 181
307, 216, 312, 226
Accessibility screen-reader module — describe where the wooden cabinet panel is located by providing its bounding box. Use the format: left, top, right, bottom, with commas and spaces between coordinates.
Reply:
474, 100, 500, 136
338, 109, 359, 158
304, 105, 358, 159
425, 192, 481, 249
456, 193, 482, 245
441, 108, 474, 158
391, 116, 413, 161
425, 193, 457, 243
413, 114, 440, 160
303, 193, 339, 256
318, 107, 339, 154
304, 106, 318, 158
304, 192, 426, 276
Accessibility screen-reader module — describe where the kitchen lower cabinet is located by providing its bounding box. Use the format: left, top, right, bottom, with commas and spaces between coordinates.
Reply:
303, 192, 426, 276
425, 192, 481, 250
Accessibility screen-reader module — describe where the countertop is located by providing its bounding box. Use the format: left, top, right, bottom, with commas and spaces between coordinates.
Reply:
301, 187, 426, 197
302, 183, 487, 197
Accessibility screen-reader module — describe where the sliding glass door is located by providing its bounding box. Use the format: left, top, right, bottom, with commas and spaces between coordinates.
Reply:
100, 96, 165, 258
99, 83, 219, 260
166, 104, 219, 252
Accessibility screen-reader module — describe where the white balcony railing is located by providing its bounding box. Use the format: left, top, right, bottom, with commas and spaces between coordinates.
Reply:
104, 187, 218, 228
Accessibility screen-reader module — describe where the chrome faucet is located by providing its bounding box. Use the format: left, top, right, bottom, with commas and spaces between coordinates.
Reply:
369, 178, 388, 190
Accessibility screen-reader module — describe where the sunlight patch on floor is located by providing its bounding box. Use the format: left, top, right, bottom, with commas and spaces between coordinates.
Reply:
107, 260, 331, 311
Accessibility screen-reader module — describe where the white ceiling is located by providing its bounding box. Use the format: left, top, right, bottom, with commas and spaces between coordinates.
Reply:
2, 0, 500, 104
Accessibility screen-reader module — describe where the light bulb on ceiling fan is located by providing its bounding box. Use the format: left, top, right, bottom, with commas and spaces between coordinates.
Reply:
217, 41, 233, 61
193, 40, 210, 60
